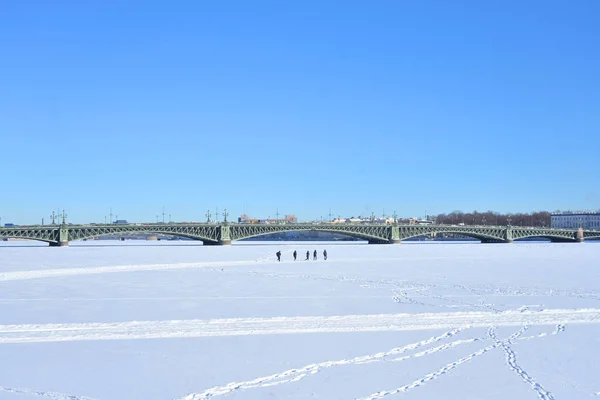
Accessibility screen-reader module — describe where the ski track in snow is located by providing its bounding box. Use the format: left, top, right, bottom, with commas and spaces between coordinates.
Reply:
357, 326, 530, 399
178, 329, 465, 400
0, 309, 597, 344
181, 323, 567, 400
0, 254, 466, 283
0, 295, 396, 303
0, 260, 259, 282
393, 290, 502, 312
489, 325, 556, 400
389, 336, 483, 362
0, 386, 96, 400
361, 324, 568, 400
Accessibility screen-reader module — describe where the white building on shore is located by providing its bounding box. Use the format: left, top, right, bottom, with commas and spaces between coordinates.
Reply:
551, 211, 600, 229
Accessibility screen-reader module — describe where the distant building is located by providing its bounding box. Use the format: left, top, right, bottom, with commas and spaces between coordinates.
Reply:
238, 214, 297, 224
551, 211, 600, 229
284, 214, 298, 224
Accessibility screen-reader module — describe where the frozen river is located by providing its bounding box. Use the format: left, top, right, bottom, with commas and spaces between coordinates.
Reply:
1, 241, 599, 399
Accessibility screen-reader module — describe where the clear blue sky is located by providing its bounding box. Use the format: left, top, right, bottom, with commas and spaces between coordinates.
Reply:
1, 1, 599, 224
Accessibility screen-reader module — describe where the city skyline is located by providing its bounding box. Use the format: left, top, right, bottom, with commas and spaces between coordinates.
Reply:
3, 205, 600, 226
1, 1, 599, 224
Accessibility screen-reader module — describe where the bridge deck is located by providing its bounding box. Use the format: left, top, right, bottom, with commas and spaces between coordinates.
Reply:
1, 223, 599, 246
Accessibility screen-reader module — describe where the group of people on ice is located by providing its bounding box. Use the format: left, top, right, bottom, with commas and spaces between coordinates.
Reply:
276, 249, 327, 262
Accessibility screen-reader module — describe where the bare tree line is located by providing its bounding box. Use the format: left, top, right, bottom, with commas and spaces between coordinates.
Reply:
433, 211, 551, 227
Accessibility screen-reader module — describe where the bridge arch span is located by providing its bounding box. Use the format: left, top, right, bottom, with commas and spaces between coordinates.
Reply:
231, 225, 390, 243
0, 236, 56, 245
512, 233, 576, 243
69, 231, 218, 244
400, 230, 505, 243
66, 225, 221, 245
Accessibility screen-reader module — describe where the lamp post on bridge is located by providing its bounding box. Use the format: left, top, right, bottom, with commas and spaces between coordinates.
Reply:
222, 209, 228, 223
393, 211, 398, 225
206, 210, 211, 223
60, 210, 67, 225
50, 211, 57, 225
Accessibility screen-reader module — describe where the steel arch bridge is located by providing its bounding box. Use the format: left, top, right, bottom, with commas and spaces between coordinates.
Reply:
396, 225, 594, 243
0, 223, 598, 247
230, 223, 394, 244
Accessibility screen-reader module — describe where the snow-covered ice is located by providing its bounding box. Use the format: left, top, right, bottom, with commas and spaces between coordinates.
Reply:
1, 240, 599, 399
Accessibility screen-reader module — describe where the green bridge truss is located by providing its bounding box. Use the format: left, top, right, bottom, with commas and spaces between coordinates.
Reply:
1, 223, 599, 246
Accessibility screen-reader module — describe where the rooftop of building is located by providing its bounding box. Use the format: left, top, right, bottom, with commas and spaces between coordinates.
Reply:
551, 210, 600, 216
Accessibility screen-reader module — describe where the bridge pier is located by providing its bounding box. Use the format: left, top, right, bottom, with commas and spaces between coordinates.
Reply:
504, 227, 513, 243
214, 225, 232, 246
389, 226, 401, 244
202, 240, 232, 246
368, 239, 400, 244
576, 228, 584, 243
50, 225, 70, 247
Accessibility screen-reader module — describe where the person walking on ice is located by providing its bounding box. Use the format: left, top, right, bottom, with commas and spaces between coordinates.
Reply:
313, 250, 317, 260
305, 251, 310, 260
323, 249, 327, 260
276, 251, 281, 262
293, 250, 297, 261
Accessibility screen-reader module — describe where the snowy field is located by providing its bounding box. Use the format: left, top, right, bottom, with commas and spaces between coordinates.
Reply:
1, 240, 600, 400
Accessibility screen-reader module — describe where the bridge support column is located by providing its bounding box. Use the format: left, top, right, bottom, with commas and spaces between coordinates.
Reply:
576, 228, 584, 243
389, 226, 401, 244
50, 225, 69, 247
216, 224, 232, 246
504, 227, 513, 243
